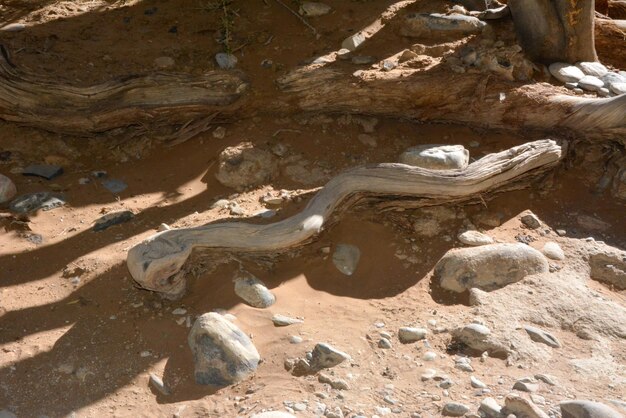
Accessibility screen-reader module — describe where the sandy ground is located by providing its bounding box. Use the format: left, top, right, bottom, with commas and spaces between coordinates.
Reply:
0, 1, 625, 418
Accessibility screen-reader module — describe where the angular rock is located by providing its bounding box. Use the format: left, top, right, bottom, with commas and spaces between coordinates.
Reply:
9, 192, 66, 213
458, 230, 494, 246
401, 13, 486, 38
215, 52, 237, 69
578, 75, 604, 92
22, 164, 63, 180
542, 242, 565, 260
332, 244, 361, 276
215, 142, 277, 191
505, 395, 549, 418
535, 374, 556, 386
480, 397, 502, 417
299, 2, 331, 16
309, 343, 350, 371
188, 312, 260, 386
93, 210, 134, 232
234, 273, 276, 308
398, 327, 427, 343
341, 32, 366, 51
549, 63, 585, 83
524, 325, 561, 348
576, 62, 609, 77
0, 174, 17, 204
399, 144, 469, 170
560, 400, 623, 418
589, 249, 626, 289
521, 213, 541, 229
443, 402, 470, 416
477, 5, 510, 20
435, 243, 549, 293
272, 314, 303, 327
319, 372, 350, 390
513, 378, 539, 393
471, 375, 487, 388
149, 373, 170, 395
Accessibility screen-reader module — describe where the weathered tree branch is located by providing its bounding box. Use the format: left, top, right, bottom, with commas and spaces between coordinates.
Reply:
127, 140, 563, 299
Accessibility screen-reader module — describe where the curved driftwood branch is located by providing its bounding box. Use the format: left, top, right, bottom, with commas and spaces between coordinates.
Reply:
127, 139, 563, 299
0, 45, 248, 134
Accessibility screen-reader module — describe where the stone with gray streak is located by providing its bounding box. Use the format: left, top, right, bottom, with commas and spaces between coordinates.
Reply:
309, 343, 350, 371
401, 13, 486, 38
234, 273, 276, 308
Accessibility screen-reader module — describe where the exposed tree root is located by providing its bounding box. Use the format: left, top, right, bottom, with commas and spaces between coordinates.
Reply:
127, 140, 563, 299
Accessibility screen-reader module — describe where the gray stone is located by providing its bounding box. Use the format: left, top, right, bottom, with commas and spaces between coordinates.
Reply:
443, 402, 470, 416
576, 62, 609, 78
332, 244, 361, 276
234, 273, 276, 308
610, 82, 626, 95
299, 2, 331, 17
251, 412, 296, 418
215, 52, 237, 69
560, 400, 623, 418
22, 164, 63, 180
188, 312, 260, 386
319, 372, 350, 390
93, 210, 134, 232
9, 192, 66, 213
439, 378, 453, 388
513, 378, 539, 393
401, 13, 486, 37
289, 335, 303, 344
435, 243, 549, 293
534, 374, 556, 386
505, 395, 549, 418
399, 144, 469, 170
480, 397, 502, 417
589, 248, 626, 289
272, 314, 303, 327
458, 230, 494, 246
398, 327, 427, 343
542, 242, 565, 260
0, 411, 17, 418
0, 23, 25, 32
0, 174, 16, 204
578, 75, 604, 92
455, 356, 474, 372
549, 63, 585, 83
524, 325, 561, 348
378, 338, 392, 349
341, 32, 366, 51
470, 375, 487, 388
101, 179, 128, 193
521, 213, 541, 229
309, 343, 350, 371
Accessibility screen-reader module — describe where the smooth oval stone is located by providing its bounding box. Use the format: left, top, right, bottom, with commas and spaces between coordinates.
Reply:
443, 402, 470, 416
216, 52, 237, 69
272, 314, 303, 327
458, 230, 494, 246
398, 327, 428, 343
549, 63, 585, 83
576, 62, 609, 77
234, 274, 275, 308
0, 174, 17, 204
332, 244, 361, 275
610, 82, 626, 95
524, 325, 561, 348
399, 144, 469, 170
578, 75, 604, 92
401, 13, 486, 37
542, 242, 565, 260
560, 400, 623, 418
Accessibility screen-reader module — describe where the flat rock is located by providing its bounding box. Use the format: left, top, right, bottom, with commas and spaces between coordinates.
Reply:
560, 400, 624, 418
309, 343, 350, 371
610, 82, 626, 95
542, 242, 565, 260
251, 412, 296, 418
398, 327, 428, 343
101, 179, 128, 194
435, 243, 549, 293
399, 144, 469, 170
93, 210, 134, 232
401, 13, 486, 37
458, 230, 494, 246
22, 164, 63, 180
341, 32, 366, 51
332, 244, 361, 276
513, 379, 539, 393
0, 174, 17, 203
9, 192, 66, 213
505, 395, 549, 418
299, 1, 331, 16
215, 142, 277, 191
452, 323, 507, 355
188, 312, 260, 386
576, 62, 609, 77
524, 325, 561, 348
578, 75, 604, 92
215, 52, 237, 69
234, 273, 275, 308
443, 402, 470, 416
549, 63, 585, 83
272, 314, 303, 327
480, 397, 502, 417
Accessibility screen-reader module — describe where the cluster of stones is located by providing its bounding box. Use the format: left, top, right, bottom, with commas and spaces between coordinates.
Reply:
549, 62, 626, 97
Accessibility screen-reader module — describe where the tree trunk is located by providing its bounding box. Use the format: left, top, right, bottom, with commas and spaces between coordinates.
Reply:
508, 0, 598, 63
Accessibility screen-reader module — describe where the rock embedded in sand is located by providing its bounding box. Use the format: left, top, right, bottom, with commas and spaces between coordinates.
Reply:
188, 312, 260, 386
470, 375, 487, 388
215, 142, 278, 191
378, 338, 392, 349
458, 230, 494, 246
309, 343, 350, 371
332, 244, 361, 276
9, 192, 66, 213
234, 273, 276, 308
0, 174, 17, 203
542, 242, 565, 260
549, 63, 585, 83
215, 52, 237, 69
398, 327, 428, 343
272, 314, 303, 327
520, 212, 541, 229
93, 210, 134, 232
513, 377, 539, 393
435, 243, 549, 293
443, 402, 470, 416
524, 325, 561, 348
299, 1, 331, 16
399, 144, 469, 170
401, 13, 486, 38
560, 400, 624, 418
505, 395, 549, 418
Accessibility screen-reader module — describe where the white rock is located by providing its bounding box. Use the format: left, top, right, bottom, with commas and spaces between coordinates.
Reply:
458, 230, 494, 246
471, 375, 487, 388
299, 2, 331, 16
610, 82, 626, 95
560, 401, 624, 418
341, 32, 366, 51
480, 397, 502, 417
549, 63, 585, 83
576, 62, 609, 77
0, 174, 17, 203
398, 327, 427, 343
234, 273, 276, 308
0, 23, 25, 32
399, 144, 469, 170
578, 75, 604, 92
272, 314, 303, 327
542, 242, 565, 260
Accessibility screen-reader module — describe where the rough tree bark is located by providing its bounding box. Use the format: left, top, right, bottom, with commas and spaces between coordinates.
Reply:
508, 0, 598, 63
126, 140, 563, 299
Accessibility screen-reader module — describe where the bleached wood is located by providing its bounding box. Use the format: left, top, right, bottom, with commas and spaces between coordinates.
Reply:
127, 140, 563, 298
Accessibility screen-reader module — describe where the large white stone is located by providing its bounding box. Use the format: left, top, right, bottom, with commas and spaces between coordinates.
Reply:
576, 62, 609, 78
578, 75, 604, 92
399, 144, 469, 170
549, 63, 585, 83
610, 82, 626, 95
